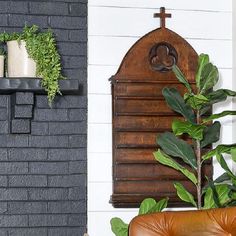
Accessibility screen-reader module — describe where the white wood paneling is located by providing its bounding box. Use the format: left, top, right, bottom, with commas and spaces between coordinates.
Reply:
89, 0, 232, 12
88, 183, 113, 211
87, 66, 231, 95
88, 153, 112, 182
217, 69, 232, 88
88, 36, 136, 66
88, 124, 112, 153
214, 69, 233, 117
88, 94, 112, 123
88, 211, 137, 236
88, 1, 233, 235
88, 182, 137, 212
89, 7, 232, 40
188, 39, 232, 68
233, 0, 236, 168
88, 65, 117, 94
89, 36, 232, 68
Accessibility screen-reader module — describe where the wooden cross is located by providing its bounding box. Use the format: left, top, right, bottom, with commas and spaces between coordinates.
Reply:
154, 7, 171, 28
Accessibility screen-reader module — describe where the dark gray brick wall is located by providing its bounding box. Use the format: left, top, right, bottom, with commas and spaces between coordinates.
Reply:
0, 0, 87, 235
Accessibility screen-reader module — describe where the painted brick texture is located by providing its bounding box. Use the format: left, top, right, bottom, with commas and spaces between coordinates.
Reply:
0, 0, 87, 235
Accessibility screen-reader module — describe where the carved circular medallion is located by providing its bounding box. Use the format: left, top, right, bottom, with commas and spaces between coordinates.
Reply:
149, 42, 178, 72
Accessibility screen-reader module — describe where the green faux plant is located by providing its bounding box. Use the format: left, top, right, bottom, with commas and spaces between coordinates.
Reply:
0, 25, 64, 105
110, 198, 168, 236
154, 54, 236, 209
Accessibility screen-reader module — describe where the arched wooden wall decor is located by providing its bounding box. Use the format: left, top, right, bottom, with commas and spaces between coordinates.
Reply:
110, 7, 212, 208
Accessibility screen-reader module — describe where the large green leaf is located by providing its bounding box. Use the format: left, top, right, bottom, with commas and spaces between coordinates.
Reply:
162, 87, 195, 123
172, 119, 205, 140
203, 110, 236, 123
227, 200, 236, 207
231, 191, 236, 200
200, 121, 221, 148
153, 149, 197, 184
172, 65, 192, 93
174, 182, 197, 207
214, 172, 231, 183
202, 173, 231, 194
219, 89, 236, 96
203, 187, 217, 209
196, 54, 210, 89
202, 172, 231, 194
206, 89, 236, 105
202, 144, 236, 161
110, 218, 128, 236
138, 198, 156, 215
147, 198, 169, 214
216, 154, 236, 181
207, 180, 221, 208
188, 94, 209, 110
138, 197, 168, 215
230, 185, 236, 192
199, 63, 219, 94
232, 148, 236, 163
200, 89, 236, 115
185, 93, 209, 110
203, 184, 231, 209
232, 179, 236, 186
200, 105, 211, 116
157, 132, 197, 169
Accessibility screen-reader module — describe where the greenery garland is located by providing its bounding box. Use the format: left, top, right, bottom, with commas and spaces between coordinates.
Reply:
0, 25, 64, 105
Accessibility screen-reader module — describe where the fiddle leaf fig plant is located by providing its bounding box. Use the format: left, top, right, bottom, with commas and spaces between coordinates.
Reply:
154, 53, 236, 209
110, 197, 168, 236
0, 25, 64, 105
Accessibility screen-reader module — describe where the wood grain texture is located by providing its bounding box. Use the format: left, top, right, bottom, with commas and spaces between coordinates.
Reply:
110, 15, 213, 208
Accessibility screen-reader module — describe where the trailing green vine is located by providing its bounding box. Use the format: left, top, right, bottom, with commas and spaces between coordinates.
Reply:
0, 25, 64, 105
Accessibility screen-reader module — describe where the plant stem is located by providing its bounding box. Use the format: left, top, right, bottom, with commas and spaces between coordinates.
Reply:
196, 111, 202, 209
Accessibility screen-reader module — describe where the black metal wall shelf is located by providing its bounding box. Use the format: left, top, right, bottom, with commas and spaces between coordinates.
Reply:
0, 78, 81, 94
0, 78, 81, 134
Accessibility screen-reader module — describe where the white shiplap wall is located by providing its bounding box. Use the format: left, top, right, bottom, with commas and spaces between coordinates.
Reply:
233, 1, 236, 173
88, 1, 233, 235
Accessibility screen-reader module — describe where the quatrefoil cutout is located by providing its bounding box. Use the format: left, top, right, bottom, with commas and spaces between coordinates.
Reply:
149, 42, 178, 72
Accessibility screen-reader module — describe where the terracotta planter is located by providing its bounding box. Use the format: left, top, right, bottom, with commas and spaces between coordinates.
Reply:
0, 55, 4, 77
7, 40, 36, 77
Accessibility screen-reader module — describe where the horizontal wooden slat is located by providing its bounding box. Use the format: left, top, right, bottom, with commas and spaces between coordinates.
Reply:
115, 163, 212, 180
115, 132, 158, 148
115, 148, 157, 163
110, 193, 191, 208
114, 116, 182, 131
115, 148, 212, 164
114, 180, 195, 194
115, 99, 174, 115
114, 79, 190, 83
114, 83, 190, 97
114, 115, 210, 132
115, 132, 192, 148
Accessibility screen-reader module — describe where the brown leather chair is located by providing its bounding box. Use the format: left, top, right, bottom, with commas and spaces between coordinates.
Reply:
129, 207, 236, 236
